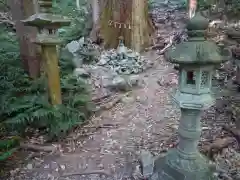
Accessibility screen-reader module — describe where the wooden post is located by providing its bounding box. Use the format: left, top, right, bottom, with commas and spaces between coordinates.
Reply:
22, 0, 71, 105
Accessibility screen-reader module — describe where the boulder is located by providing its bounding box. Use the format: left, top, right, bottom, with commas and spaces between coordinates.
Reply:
73, 68, 90, 78
66, 40, 80, 54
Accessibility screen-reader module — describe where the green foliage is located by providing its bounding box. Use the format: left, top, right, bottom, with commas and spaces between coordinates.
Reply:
0, 137, 19, 161
197, 0, 240, 17
53, 0, 92, 44
0, 23, 93, 145
0, 0, 8, 11
0, 0, 94, 158
225, 0, 240, 16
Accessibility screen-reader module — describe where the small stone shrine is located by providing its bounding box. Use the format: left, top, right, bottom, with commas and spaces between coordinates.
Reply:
147, 12, 231, 180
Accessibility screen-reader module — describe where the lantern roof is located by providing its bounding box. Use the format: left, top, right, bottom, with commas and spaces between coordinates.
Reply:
165, 12, 231, 65
22, 13, 71, 28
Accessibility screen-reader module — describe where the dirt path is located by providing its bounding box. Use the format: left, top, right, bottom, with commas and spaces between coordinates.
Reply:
11, 52, 182, 180
7, 3, 190, 180
5, 2, 240, 180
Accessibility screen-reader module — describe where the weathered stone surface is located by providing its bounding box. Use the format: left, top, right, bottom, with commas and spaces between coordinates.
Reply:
65, 37, 101, 68
140, 150, 154, 178
66, 40, 79, 54
72, 56, 83, 68
128, 75, 141, 86
79, 37, 85, 45
73, 68, 90, 78
97, 48, 149, 75
150, 150, 216, 180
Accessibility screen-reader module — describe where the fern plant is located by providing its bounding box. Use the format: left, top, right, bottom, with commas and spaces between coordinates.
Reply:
0, 137, 20, 161
0, 24, 93, 141
0, 0, 94, 162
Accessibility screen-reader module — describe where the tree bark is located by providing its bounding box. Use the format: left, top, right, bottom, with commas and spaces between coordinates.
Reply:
92, 0, 100, 24
93, 0, 154, 52
9, 0, 41, 78
131, 0, 152, 52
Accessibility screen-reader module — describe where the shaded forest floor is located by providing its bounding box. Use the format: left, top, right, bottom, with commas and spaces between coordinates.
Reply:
3, 2, 240, 180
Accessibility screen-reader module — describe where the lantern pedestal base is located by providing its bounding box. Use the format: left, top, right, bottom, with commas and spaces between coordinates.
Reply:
150, 149, 216, 180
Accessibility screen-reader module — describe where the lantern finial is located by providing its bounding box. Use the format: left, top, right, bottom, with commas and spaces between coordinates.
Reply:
186, 12, 209, 32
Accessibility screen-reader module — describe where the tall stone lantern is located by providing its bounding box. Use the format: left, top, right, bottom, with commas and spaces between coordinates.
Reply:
22, 0, 71, 105
149, 12, 231, 180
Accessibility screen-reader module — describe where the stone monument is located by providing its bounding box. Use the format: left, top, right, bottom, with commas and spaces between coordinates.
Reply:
147, 12, 231, 180
22, 0, 71, 105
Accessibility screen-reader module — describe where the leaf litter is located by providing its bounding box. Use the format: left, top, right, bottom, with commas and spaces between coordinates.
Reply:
5, 2, 240, 180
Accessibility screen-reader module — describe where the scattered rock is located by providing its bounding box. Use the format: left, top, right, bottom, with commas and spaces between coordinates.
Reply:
72, 56, 83, 68
65, 37, 101, 68
74, 68, 90, 78
110, 76, 128, 91
215, 148, 240, 180
78, 37, 85, 45
139, 150, 154, 178
66, 40, 79, 54
98, 56, 109, 65
26, 163, 33, 170
128, 75, 141, 86
121, 96, 135, 104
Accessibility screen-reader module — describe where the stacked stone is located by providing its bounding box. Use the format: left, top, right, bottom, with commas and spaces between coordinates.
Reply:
98, 38, 149, 75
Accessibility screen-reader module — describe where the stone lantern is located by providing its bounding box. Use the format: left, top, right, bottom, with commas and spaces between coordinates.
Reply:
22, 0, 71, 105
149, 12, 231, 180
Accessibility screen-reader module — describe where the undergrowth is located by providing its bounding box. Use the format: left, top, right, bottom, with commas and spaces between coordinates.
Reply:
0, 25, 92, 140
53, 0, 92, 44
0, 1, 93, 162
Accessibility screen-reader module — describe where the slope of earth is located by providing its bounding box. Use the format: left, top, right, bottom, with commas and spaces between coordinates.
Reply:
10, 53, 181, 180
6, 2, 239, 180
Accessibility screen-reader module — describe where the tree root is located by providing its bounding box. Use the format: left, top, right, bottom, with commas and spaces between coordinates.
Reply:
20, 142, 56, 153
222, 125, 240, 145
84, 123, 119, 129
202, 137, 235, 160
157, 35, 174, 55
145, 43, 165, 51
155, 35, 175, 60
61, 170, 111, 177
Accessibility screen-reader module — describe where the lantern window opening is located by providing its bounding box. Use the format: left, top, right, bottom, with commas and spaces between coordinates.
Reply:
186, 71, 196, 85
48, 29, 55, 34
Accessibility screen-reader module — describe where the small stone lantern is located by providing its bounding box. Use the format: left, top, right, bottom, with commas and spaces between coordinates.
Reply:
22, 0, 71, 105
117, 36, 127, 59
149, 12, 231, 180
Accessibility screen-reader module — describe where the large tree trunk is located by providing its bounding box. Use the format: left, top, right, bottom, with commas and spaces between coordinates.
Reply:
131, 0, 152, 52
9, 0, 41, 78
92, 0, 154, 52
